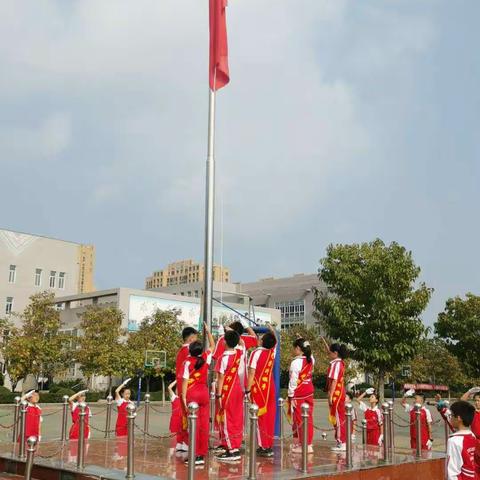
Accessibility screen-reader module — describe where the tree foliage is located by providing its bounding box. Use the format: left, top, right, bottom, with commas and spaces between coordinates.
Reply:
314, 239, 432, 398
76, 306, 130, 385
127, 309, 185, 376
0, 292, 67, 389
435, 293, 480, 380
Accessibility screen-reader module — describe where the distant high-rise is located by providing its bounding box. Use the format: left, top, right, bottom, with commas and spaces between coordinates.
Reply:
145, 259, 230, 290
0, 228, 95, 320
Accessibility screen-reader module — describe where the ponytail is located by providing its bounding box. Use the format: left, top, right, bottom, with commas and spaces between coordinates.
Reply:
188, 341, 205, 370
293, 338, 312, 364
330, 342, 348, 359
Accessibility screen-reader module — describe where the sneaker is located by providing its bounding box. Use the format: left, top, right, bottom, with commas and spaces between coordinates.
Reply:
331, 443, 346, 452
212, 445, 227, 454
184, 456, 205, 465
216, 450, 241, 462
176, 443, 187, 452
182, 442, 189, 451
258, 447, 274, 457
291, 445, 313, 454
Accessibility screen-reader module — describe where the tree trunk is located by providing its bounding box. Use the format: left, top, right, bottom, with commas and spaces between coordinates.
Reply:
161, 375, 165, 406
378, 370, 385, 403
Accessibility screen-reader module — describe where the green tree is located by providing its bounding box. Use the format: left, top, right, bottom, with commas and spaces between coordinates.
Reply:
394, 338, 468, 389
314, 239, 432, 399
127, 309, 184, 398
76, 306, 130, 391
435, 293, 480, 380
0, 292, 67, 390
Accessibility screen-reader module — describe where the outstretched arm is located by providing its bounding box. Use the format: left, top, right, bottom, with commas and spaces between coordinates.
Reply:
115, 378, 131, 400
204, 322, 215, 351
68, 390, 88, 405
321, 336, 330, 354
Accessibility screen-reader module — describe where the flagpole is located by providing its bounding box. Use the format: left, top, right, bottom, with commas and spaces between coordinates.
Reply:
202, 87, 216, 335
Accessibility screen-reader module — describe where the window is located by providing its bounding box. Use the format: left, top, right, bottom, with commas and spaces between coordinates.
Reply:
274, 300, 305, 329
35, 268, 42, 287
5, 297, 13, 315
58, 272, 66, 289
49, 271, 56, 288
8, 265, 16, 284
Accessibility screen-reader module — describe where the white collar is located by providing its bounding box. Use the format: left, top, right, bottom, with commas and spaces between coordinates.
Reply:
330, 358, 341, 364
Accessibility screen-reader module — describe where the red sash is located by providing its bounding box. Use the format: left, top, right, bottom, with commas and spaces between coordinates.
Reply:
286, 360, 313, 423
251, 349, 275, 417
216, 349, 242, 423
328, 366, 345, 426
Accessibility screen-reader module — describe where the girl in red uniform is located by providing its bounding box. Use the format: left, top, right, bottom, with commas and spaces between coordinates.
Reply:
181, 323, 215, 465
19, 390, 42, 443
115, 378, 133, 437
402, 392, 433, 450
246, 324, 277, 457
68, 390, 91, 440
324, 341, 348, 452
288, 338, 315, 454
356, 389, 383, 446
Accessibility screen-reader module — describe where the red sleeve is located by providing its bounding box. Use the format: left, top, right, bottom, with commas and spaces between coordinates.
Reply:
212, 337, 225, 360
175, 347, 188, 377
475, 440, 480, 474
242, 335, 258, 350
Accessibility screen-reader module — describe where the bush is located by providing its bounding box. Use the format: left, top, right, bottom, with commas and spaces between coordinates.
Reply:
50, 379, 86, 393
0, 386, 11, 395
0, 392, 17, 404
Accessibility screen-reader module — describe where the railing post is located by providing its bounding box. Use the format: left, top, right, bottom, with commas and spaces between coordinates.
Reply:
61, 395, 69, 442
126, 403, 136, 480
105, 395, 113, 439
24, 436, 37, 480
77, 402, 86, 470
187, 402, 199, 480
247, 404, 258, 480
345, 403, 353, 467
278, 398, 284, 440
388, 400, 394, 453
443, 400, 450, 452
414, 403, 422, 459
12, 396, 21, 444
209, 389, 215, 448
362, 419, 367, 447
244, 395, 250, 440
143, 394, 150, 436
382, 403, 390, 462
301, 403, 310, 474
19, 400, 28, 459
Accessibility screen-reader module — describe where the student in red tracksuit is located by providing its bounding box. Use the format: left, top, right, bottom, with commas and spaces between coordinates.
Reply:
181, 323, 215, 466
324, 340, 348, 452
68, 389, 91, 440
167, 380, 183, 446
446, 401, 477, 480
402, 392, 433, 450
461, 387, 480, 439
175, 326, 198, 452
356, 389, 383, 446
115, 378, 133, 437
288, 338, 315, 454
246, 323, 277, 457
215, 330, 244, 461
19, 390, 42, 443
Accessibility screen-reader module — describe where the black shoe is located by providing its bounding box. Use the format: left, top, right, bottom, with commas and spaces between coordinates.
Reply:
258, 447, 273, 457
184, 456, 205, 465
212, 445, 227, 454
216, 450, 241, 462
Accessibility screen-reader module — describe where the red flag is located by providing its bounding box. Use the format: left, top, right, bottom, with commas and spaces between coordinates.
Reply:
209, 0, 230, 91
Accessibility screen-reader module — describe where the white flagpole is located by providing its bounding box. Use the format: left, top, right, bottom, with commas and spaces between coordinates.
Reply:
202, 87, 216, 333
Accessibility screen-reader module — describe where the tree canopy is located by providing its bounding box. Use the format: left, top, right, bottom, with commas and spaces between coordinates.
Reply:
314, 239, 432, 398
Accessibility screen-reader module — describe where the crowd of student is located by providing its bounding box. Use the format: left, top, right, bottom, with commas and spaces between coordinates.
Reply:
16, 322, 480, 479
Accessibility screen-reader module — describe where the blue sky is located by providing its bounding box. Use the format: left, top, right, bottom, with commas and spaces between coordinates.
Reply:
0, 1, 478, 325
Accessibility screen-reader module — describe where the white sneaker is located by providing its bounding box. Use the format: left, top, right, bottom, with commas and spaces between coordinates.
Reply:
331, 443, 347, 452
182, 442, 189, 451
176, 442, 188, 452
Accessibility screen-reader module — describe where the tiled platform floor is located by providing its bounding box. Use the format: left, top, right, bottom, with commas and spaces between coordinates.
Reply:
0, 437, 445, 480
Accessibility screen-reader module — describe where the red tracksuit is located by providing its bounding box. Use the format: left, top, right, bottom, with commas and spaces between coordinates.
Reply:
216, 348, 244, 451
327, 358, 346, 444
169, 395, 183, 435
406, 404, 432, 450
248, 346, 276, 449
69, 402, 91, 440
176, 344, 190, 444
182, 350, 212, 457
19, 404, 42, 443
359, 402, 383, 446
115, 399, 133, 437
446, 430, 477, 480
288, 355, 315, 445
471, 411, 480, 439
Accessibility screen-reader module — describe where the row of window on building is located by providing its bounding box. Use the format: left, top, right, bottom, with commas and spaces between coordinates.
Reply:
8, 265, 66, 289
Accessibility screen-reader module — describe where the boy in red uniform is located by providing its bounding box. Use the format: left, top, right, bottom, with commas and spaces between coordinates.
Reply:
246, 323, 277, 457
181, 323, 215, 465
356, 389, 383, 446
20, 390, 42, 443
175, 326, 198, 451
167, 380, 183, 449
402, 391, 433, 451
215, 330, 244, 461
446, 401, 477, 480
461, 387, 480, 439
